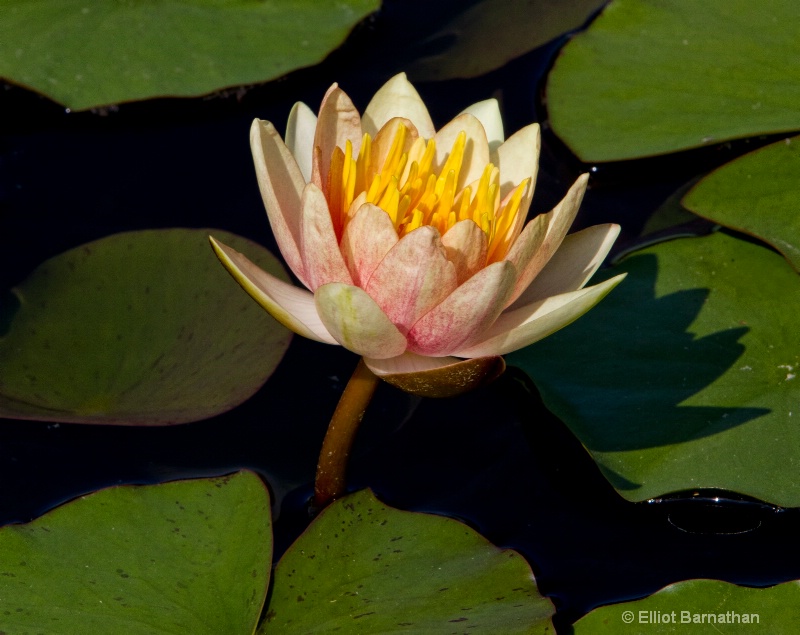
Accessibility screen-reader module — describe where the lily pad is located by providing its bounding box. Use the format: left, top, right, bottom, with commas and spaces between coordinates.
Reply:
406, 0, 606, 81
264, 488, 553, 633
0, 228, 291, 425
683, 135, 800, 272
0, 0, 379, 111
0, 471, 272, 634
546, 0, 800, 161
574, 579, 800, 634
508, 231, 800, 506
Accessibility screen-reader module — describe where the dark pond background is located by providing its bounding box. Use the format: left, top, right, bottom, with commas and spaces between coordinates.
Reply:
1, 1, 798, 630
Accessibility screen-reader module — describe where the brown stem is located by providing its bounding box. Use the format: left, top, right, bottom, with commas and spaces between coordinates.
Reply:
313, 358, 379, 509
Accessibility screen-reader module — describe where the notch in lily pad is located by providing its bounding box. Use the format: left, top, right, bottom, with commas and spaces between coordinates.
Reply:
0, 228, 291, 425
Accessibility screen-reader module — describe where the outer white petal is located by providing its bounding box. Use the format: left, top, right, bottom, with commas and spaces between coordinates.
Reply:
492, 122, 540, 203
510, 224, 621, 309
451, 274, 627, 358
460, 99, 504, 151
250, 119, 308, 286
285, 101, 317, 183
209, 236, 337, 345
362, 73, 436, 139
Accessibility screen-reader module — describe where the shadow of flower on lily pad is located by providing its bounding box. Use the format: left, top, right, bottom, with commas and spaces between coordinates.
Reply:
508, 230, 799, 503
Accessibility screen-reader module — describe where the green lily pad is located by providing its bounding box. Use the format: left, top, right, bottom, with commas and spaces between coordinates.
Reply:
546, 0, 800, 161
406, 0, 605, 81
683, 135, 800, 272
0, 0, 379, 111
508, 231, 800, 506
264, 489, 553, 633
574, 579, 800, 634
0, 471, 272, 634
0, 228, 291, 425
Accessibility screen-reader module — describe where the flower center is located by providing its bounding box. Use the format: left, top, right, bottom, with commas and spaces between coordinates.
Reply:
327, 123, 528, 264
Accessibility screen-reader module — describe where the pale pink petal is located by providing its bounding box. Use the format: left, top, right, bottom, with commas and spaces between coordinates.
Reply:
441, 219, 487, 284
492, 122, 540, 203
250, 119, 309, 286
434, 113, 491, 192
365, 226, 458, 334
310, 84, 363, 191
460, 99, 504, 151
209, 236, 336, 345
285, 101, 317, 183
340, 203, 399, 287
407, 261, 516, 356
364, 352, 505, 398
510, 224, 621, 309
451, 274, 627, 358
362, 73, 435, 139
372, 117, 419, 179
504, 173, 589, 306
299, 183, 353, 290
314, 283, 408, 359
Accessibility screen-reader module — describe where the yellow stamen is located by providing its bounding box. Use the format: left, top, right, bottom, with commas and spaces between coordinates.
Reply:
326, 122, 528, 264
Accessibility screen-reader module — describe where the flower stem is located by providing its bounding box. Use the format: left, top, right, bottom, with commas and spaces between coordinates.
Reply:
313, 358, 379, 509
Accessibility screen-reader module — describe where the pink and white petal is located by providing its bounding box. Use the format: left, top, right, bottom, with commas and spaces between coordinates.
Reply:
492, 122, 540, 203
209, 236, 337, 345
314, 283, 408, 359
362, 73, 435, 139
310, 84, 363, 190
441, 219, 487, 284
510, 224, 621, 309
434, 113, 491, 192
340, 203, 399, 287
451, 274, 627, 358
285, 101, 317, 183
250, 119, 309, 286
460, 99, 504, 151
299, 183, 353, 290
504, 173, 589, 306
364, 352, 506, 398
366, 226, 458, 334
407, 260, 516, 356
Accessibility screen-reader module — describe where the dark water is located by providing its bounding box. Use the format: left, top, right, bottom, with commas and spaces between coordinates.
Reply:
1, 2, 798, 630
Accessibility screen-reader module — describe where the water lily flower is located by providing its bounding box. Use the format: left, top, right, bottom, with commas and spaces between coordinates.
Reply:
211, 73, 624, 396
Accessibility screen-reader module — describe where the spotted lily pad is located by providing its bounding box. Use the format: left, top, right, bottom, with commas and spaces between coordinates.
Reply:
0, 228, 291, 425
0, 0, 379, 111
508, 231, 800, 506
264, 488, 553, 633
574, 579, 800, 634
683, 135, 800, 272
546, 0, 800, 161
0, 471, 272, 634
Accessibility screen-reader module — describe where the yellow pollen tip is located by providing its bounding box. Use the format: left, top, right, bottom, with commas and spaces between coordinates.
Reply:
328, 123, 527, 265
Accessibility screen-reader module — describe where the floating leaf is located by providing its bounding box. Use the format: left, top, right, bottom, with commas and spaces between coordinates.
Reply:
574, 579, 800, 634
407, 0, 605, 81
0, 471, 271, 634
0, 229, 291, 425
0, 0, 379, 110
546, 0, 800, 161
683, 135, 800, 272
264, 489, 553, 633
508, 231, 800, 506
